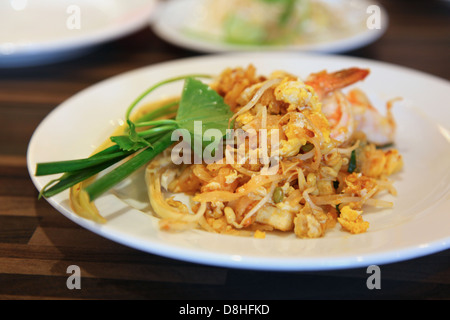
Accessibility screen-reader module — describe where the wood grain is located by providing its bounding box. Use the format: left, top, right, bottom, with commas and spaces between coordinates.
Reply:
0, 0, 448, 300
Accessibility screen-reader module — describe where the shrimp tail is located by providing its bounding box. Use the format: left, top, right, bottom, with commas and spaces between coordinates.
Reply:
306, 68, 370, 98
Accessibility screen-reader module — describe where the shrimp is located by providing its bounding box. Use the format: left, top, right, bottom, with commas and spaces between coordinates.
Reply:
306, 68, 370, 99
346, 88, 398, 146
305, 68, 370, 145
306, 68, 397, 146
320, 91, 355, 144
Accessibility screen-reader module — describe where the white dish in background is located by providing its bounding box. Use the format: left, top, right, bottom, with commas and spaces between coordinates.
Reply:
151, 0, 388, 53
0, 0, 157, 68
27, 53, 450, 271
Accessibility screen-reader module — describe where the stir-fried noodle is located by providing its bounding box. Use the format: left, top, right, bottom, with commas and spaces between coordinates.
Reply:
138, 65, 403, 238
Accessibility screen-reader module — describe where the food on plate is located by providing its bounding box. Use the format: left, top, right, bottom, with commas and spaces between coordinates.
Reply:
35, 64, 403, 238
184, 0, 363, 46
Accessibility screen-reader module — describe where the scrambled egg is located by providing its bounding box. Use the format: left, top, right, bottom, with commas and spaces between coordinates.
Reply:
337, 205, 369, 234
294, 211, 324, 238
235, 111, 255, 127
274, 79, 331, 157
161, 66, 401, 239
254, 230, 266, 239
280, 113, 308, 157
274, 79, 321, 112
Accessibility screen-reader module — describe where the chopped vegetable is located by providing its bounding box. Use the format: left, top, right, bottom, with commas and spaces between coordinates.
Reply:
300, 142, 314, 153
272, 186, 284, 203
85, 132, 173, 201
376, 142, 394, 149
348, 149, 357, 173
335, 204, 341, 217
333, 180, 339, 190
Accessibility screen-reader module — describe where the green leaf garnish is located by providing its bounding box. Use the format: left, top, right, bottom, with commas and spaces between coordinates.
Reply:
84, 132, 174, 201
176, 77, 233, 149
110, 120, 153, 152
35, 74, 234, 205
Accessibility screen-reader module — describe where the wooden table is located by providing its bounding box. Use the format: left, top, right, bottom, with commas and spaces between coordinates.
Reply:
0, 0, 449, 300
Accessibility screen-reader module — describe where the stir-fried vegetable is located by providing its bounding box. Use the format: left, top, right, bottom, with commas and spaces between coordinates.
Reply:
36, 75, 233, 203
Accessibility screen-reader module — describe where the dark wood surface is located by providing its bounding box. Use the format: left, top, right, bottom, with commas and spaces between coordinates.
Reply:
0, 0, 449, 300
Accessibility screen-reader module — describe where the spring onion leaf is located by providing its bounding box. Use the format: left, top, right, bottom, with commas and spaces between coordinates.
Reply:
84, 132, 173, 201
39, 155, 131, 198
137, 125, 178, 139
35, 144, 132, 176
134, 119, 177, 128
35, 151, 132, 176
135, 100, 178, 124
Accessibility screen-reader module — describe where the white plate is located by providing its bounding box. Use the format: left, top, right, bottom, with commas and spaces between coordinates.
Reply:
151, 0, 388, 53
0, 0, 157, 68
27, 52, 450, 271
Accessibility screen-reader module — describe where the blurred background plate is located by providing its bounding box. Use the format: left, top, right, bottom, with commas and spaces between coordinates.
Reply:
0, 0, 158, 68
152, 0, 388, 53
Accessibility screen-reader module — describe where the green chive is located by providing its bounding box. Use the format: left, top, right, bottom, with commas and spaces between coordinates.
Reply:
134, 119, 178, 128
39, 155, 130, 198
135, 101, 179, 124
125, 75, 212, 121
35, 150, 133, 176
84, 132, 173, 201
